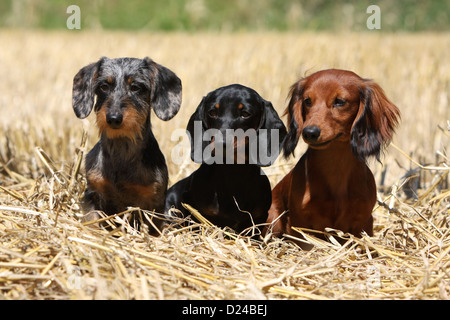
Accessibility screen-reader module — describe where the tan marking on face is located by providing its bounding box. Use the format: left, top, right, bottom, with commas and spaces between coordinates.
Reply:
96, 103, 147, 143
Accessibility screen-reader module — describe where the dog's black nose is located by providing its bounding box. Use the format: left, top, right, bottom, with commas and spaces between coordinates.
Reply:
106, 113, 123, 128
302, 126, 321, 143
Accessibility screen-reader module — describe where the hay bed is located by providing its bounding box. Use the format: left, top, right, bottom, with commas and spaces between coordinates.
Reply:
0, 31, 449, 301
0, 143, 449, 300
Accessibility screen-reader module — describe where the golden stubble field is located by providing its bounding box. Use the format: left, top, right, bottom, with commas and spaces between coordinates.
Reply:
0, 30, 449, 300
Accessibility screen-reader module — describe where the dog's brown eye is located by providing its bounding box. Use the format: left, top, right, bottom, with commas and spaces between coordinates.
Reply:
130, 84, 141, 92
100, 84, 110, 92
208, 109, 218, 118
304, 98, 312, 107
240, 111, 251, 118
334, 98, 346, 107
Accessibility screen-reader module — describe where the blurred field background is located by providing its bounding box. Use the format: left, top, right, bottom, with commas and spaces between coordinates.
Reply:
1, 0, 449, 31
0, 0, 449, 300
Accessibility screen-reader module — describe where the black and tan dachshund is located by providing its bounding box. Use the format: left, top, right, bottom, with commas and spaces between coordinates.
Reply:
72, 57, 182, 233
165, 84, 286, 235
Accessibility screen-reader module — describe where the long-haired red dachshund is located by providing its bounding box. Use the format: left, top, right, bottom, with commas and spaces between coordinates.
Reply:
266, 69, 400, 242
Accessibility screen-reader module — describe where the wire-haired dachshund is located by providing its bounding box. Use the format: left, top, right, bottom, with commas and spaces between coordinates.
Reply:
165, 84, 286, 235
72, 57, 182, 233
266, 69, 400, 243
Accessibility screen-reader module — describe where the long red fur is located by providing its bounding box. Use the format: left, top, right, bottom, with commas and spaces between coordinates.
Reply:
266, 69, 400, 245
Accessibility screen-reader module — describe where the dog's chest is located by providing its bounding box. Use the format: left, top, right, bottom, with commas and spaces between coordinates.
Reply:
195, 175, 250, 216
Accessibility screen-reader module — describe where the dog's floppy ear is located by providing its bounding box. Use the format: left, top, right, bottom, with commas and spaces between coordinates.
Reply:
253, 99, 287, 166
351, 80, 400, 161
144, 57, 182, 121
186, 97, 209, 163
72, 57, 106, 119
282, 79, 305, 158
